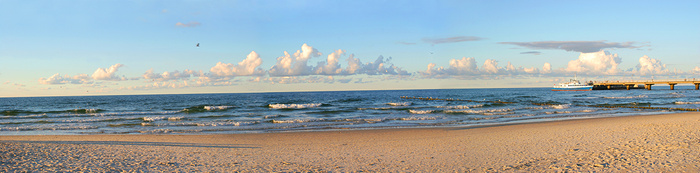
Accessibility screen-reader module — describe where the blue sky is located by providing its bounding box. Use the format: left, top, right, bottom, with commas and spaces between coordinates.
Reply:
1, 0, 699, 97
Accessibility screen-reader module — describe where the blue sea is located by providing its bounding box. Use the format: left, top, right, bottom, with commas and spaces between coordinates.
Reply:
2, 86, 700, 135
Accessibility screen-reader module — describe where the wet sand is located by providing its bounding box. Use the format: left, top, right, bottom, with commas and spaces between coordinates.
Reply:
2, 112, 700, 172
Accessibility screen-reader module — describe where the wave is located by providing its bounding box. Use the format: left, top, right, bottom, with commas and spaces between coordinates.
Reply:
674, 101, 700, 104
204, 106, 235, 111
408, 110, 435, 114
268, 103, 322, 109
1, 109, 104, 116
268, 119, 309, 123
445, 108, 513, 114
0, 125, 98, 131
183, 105, 235, 112
142, 116, 165, 122
550, 104, 570, 109
387, 102, 412, 106
436, 104, 484, 109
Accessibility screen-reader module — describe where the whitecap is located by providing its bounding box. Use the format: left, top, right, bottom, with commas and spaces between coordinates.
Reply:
408, 110, 434, 114
550, 104, 570, 109
142, 116, 165, 122
204, 106, 235, 111
268, 103, 322, 109
387, 102, 412, 106
436, 104, 484, 109
674, 101, 700, 105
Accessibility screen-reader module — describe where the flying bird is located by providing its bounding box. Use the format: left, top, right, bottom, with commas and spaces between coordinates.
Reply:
196, 43, 199, 47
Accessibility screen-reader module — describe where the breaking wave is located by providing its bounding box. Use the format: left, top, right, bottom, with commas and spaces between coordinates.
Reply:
675, 101, 700, 105
387, 102, 412, 106
268, 103, 322, 109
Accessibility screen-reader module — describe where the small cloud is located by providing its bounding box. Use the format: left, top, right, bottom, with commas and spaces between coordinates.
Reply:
422, 36, 483, 45
175, 21, 201, 27
396, 41, 416, 45
499, 40, 646, 53
161, 9, 168, 13
210, 51, 265, 77
92, 64, 127, 81
520, 51, 541, 55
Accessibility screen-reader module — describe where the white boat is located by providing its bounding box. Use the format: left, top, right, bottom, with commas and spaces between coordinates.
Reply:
552, 76, 592, 91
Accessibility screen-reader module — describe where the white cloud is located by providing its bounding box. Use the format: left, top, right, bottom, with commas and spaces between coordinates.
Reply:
210, 51, 265, 77
635, 55, 668, 76
565, 50, 621, 75
92, 64, 126, 81
314, 49, 345, 75
264, 76, 336, 84
346, 55, 409, 75
481, 59, 502, 74
39, 73, 91, 85
268, 43, 322, 76
542, 63, 552, 74
448, 57, 480, 75
693, 67, 700, 74
143, 69, 203, 81
421, 57, 547, 79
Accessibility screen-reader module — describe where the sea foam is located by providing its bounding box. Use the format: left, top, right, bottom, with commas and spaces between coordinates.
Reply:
203, 106, 235, 111
675, 101, 700, 104
268, 103, 322, 109
387, 102, 412, 106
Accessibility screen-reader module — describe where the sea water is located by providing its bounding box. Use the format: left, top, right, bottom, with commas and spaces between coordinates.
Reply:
2, 87, 700, 135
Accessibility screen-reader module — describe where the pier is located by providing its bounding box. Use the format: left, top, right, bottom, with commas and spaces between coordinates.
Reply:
593, 79, 700, 90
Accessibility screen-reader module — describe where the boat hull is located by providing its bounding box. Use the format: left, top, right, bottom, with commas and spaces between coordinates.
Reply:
551, 86, 593, 91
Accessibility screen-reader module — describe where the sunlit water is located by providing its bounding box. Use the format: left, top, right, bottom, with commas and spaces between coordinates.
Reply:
2, 86, 700, 135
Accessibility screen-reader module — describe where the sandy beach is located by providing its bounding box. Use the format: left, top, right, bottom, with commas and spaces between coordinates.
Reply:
2, 112, 700, 172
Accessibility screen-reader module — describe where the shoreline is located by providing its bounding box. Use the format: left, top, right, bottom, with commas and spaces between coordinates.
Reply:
3, 112, 700, 172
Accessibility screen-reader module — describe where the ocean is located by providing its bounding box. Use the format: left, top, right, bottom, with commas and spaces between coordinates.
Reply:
2, 86, 700, 135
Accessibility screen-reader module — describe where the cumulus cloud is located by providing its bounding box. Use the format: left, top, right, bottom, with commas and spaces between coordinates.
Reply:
565, 50, 621, 75
693, 67, 700, 74
542, 63, 552, 74
175, 21, 201, 27
268, 43, 322, 76
346, 55, 409, 75
314, 49, 345, 75
143, 69, 203, 81
264, 76, 337, 84
92, 64, 126, 81
500, 41, 644, 53
481, 59, 502, 74
422, 36, 483, 45
635, 55, 668, 76
39, 73, 91, 85
421, 57, 548, 79
210, 51, 265, 77
421, 57, 479, 78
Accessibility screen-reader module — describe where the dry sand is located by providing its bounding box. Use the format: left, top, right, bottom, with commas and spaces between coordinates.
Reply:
2, 112, 700, 172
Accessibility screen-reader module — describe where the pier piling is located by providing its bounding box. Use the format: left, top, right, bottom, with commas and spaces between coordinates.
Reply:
593, 79, 699, 90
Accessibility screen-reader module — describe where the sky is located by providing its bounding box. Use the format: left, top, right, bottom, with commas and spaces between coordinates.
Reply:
1, 0, 699, 97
